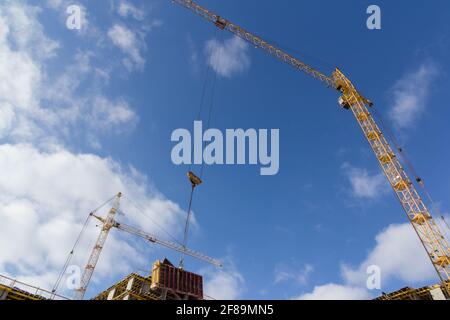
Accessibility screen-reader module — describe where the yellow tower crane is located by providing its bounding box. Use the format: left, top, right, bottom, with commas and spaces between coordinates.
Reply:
74, 192, 221, 300
172, 0, 450, 287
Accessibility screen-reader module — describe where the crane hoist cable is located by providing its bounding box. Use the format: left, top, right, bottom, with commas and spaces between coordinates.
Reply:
179, 172, 200, 268
180, 34, 221, 268
189, 26, 220, 175
442, 216, 450, 234
195, 35, 214, 122
51, 213, 91, 296
200, 55, 219, 178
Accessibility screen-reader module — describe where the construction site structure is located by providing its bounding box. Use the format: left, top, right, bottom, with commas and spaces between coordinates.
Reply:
376, 280, 450, 300
172, 0, 450, 289
0, 274, 69, 301
94, 259, 204, 300
3, 270, 449, 300
94, 273, 159, 300
74, 192, 219, 300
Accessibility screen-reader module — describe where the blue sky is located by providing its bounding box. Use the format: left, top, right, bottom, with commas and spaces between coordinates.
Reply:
1, 0, 450, 300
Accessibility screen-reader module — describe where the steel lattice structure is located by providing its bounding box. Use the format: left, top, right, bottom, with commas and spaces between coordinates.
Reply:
75, 193, 122, 300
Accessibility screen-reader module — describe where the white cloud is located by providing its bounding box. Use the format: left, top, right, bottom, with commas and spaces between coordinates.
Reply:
0, 3, 137, 146
438, 214, 450, 240
1, 2, 59, 59
89, 96, 138, 129
342, 163, 387, 200
202, 259, 245, 300
389, 63, 437, 129
0, 143, 187, 295
108, 24, 146, 71
0, 3, 49, 143
46, 0, 64, 10
117, 0, 145, 21
205, 36, 250, 78
0, 103, 14, 135
295, 283, 370, 300
0, 48, 40, 111
341, 223, 436, 286
0, 4, 49, 112
297, 221, 439, 300
274, 263, 314, 286
0, 2, 188, 298
41, 51, 137, 133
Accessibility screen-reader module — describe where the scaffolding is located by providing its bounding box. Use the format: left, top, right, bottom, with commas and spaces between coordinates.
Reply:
376, 280, 450, 300
0, 274, 69, 301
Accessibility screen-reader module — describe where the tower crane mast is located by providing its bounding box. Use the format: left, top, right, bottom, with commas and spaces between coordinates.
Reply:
172, 0, 450, 285
74, 193, 122, 300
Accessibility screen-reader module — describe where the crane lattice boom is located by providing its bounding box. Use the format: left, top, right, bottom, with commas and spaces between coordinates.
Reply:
172, 0, 450, 285
114, 221, 222, 267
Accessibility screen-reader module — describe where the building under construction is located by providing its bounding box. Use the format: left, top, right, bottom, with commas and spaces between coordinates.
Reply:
376, 281, 450, 300
0, 274, 69, 301
2, 270, 449, 301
